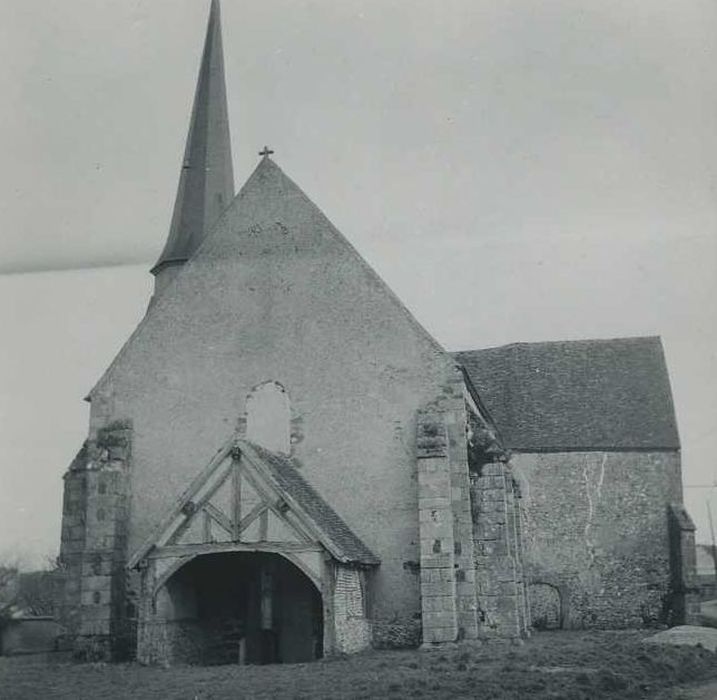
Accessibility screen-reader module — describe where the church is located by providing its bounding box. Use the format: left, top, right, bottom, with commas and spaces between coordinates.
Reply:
57, 1, 698, 665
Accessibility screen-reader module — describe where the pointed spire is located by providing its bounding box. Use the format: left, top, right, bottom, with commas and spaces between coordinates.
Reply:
152, 0, 234, 284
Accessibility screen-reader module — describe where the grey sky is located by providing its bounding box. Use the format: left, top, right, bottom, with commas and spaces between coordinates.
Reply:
0, 0, 716, 566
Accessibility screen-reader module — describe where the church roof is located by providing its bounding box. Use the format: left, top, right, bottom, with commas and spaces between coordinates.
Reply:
243, 442, 380, 566
454, 336, 680, 451
151, 0, 234, 275
128, 438, 380, 569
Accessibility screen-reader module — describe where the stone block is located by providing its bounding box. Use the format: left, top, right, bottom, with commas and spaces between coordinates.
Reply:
423, 626, 457, 644
83, 575, 112, 592
418, 497, 451, 510
481, 464, 504, 477
420, 569, 441, 584
457, 597, 478, 612
438, 568, 456, 582
421, 581, 455, 597
442, 595, 458, 611
79, 602, 111, 621
420, 522, 453, 543
421, 596, 440, 612
419, 481, 448, 498
458, 567, 476, 583
421, 553, 453, 569
80, 620, 111, 636
423, 611, 457, 628
456, 581, 477, 598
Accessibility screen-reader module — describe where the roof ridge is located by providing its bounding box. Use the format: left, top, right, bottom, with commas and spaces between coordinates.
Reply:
453, 335, 664, 355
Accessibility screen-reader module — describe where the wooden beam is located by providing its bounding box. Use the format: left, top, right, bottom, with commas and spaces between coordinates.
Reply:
265, 503, 313, 543
204, 502, 233, 537
237, 502, 266, 537
149, 541, 322, 560
127, 439, 235, 569
238, 441, 348, 562
259, 509, 268, 541
203, 510, 212, 543
241, 466, 280, 508
232, 458, 242, 539
167, 463, 233, 545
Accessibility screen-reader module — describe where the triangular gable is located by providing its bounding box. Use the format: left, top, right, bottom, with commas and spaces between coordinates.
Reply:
128, 438, 379, 569
89, 157, 452, 401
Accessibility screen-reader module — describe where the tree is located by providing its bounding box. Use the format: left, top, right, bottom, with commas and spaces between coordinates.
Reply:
0, 563, 20, 627
0, 555, 60, 620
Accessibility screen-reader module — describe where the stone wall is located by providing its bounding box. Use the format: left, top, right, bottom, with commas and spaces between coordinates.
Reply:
58, 421, 133, 659
470, 462, 529, 638
416, 382, 480, 645
512, 450, 687, 628
415, 382, 529, 645
668, 504, 700, 625
87, 163, 465, 643
332, 565, 371, 654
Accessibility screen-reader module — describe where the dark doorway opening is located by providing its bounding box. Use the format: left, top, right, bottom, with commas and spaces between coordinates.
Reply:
160, 552, 323, 665
529, 582, 563, 630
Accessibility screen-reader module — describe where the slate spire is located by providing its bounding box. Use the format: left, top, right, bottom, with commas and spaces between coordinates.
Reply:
152, 0, 234, 289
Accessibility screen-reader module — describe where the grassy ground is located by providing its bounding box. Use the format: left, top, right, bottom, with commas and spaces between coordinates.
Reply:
1, 630, 717, 700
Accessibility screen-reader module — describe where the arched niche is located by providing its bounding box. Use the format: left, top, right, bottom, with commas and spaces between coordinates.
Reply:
528, 581, 564, 630
245, 382, 291, 454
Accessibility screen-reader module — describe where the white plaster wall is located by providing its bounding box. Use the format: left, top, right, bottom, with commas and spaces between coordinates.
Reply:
90, 160, 458, 621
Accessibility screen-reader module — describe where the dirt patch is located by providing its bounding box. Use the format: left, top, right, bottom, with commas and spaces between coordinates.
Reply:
1, 630, 717, 699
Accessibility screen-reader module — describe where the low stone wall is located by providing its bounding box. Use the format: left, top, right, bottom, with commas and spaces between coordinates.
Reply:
138, 618, 205, 666
0, 618, 61, 656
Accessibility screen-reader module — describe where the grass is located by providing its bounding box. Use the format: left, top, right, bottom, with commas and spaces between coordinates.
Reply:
1, 630, 717, 699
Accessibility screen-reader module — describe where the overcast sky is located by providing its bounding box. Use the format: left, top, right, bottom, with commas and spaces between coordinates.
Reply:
0, 0, 716, 568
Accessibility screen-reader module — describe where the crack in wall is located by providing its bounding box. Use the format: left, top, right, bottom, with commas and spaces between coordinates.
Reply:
583, 453, 608, 566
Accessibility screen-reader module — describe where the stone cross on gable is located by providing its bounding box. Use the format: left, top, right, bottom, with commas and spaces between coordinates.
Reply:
258, 146, 274, 157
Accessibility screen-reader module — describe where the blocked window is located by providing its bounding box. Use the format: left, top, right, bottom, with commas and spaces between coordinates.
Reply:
246, 382, 291, 454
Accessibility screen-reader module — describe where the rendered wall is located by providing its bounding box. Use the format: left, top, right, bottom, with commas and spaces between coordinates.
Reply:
512, 450, 683, 628
88, 159, 458, 645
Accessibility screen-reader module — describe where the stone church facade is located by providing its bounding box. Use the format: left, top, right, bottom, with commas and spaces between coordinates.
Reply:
57, 1, 697, 664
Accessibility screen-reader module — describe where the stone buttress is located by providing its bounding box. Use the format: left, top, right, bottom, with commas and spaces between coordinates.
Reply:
58, 421, 133, 659
416, 370, 529, 644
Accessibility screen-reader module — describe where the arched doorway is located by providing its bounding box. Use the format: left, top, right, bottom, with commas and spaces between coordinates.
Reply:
528, 582, 563, 630
157, 551, 323, 665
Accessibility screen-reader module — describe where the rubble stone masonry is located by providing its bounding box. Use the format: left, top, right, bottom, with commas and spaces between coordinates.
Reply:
512, 450, 693, 629
58, 421, 132, 659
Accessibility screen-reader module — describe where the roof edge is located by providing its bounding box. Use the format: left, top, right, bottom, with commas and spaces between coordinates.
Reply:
510, 446, 681, 454
452, 334, 665, 356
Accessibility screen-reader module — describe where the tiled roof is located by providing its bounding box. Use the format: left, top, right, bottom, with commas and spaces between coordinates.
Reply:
244, 442, 380, 566
454, 336, 680, 451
